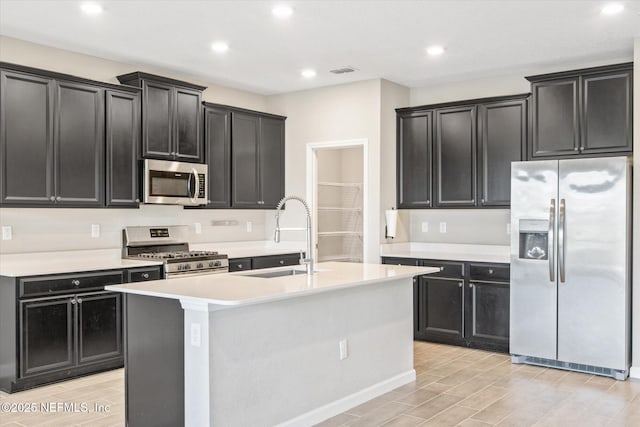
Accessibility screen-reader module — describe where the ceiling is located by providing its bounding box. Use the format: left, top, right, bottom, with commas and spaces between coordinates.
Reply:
1, 0, 639, 95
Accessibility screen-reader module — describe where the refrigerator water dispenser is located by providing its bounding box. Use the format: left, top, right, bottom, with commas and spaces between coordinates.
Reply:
518, 219, 548, 260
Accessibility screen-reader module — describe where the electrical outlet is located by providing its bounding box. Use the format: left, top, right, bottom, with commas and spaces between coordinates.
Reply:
339, 339, 349, 360
506, 223, 511, 235
91, 224, 100, 238
246, 221, 252, 233
194, 222, 202, 234
439, 222, 447, 233
2, 226, 12, 240
421, 222, 429, 233
190, 323, 201, 347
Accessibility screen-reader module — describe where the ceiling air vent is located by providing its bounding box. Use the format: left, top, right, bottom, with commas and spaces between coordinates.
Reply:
329, 66, 358, 74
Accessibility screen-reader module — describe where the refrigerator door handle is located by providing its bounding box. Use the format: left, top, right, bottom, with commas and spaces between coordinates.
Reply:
559, 198, 566, 283
549, 198, 556, 282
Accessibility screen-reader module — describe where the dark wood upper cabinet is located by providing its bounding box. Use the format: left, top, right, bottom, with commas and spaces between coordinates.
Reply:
581, 69, 632, 154
231, 110, 286, 209
397, 111, 432, 208
203, 105, 231, 208
258, 116, 285, 208
105, 89, 141, 207
396, 93, 528, 209
527, 62, 632, 159
434, 105, 477, 207
117, 72, 205, 163
0, 69, 55, 205
478, 97, 527, 207
0, 65, 105, 207
55, 81, 104, 206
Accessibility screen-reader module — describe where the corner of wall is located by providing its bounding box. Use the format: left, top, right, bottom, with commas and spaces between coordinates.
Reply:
630, 37, 640, 373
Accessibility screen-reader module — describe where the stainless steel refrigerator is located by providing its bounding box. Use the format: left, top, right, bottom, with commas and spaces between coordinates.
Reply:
510, 156, 632, 380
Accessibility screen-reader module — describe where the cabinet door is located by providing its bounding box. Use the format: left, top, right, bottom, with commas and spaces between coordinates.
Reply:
20, 297, 75, 377
414, 276, 465, 344
252, 253, 300, 270
465, 281, 509, 352
478, 99, 527, 207
397, 112, 432, 208
142, 80, 173, 159
55, 81, 104, 206
77, 292, 122, 364
259, 117, 285, 208
106, 90, 140, 207
231, 112, 260, 208
434, 106, 476, 207
581, 70, 632, 154
174, 87, 203, 162
204, 106, 231, 207
0, 70, 55, 205
531, 78, 579, 157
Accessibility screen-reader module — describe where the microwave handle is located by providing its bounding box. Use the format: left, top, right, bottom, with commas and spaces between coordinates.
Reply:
189, 169, 199, 204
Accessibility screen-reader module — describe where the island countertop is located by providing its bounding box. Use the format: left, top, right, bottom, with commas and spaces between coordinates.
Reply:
106, 261, 437, 307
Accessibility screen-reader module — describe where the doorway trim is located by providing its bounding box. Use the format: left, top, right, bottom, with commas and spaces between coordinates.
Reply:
306, 138, 369, 263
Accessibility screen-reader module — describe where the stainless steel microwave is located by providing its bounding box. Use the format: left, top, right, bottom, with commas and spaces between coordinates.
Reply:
143, 159, 208, 206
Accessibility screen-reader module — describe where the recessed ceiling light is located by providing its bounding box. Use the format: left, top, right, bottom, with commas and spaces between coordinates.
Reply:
601, 2, 624, 15
80, 2, 103, 15
272, 5, 294, 18
211, 41, 229, 53
301, 69, 316, 78
426, 45, 445, 56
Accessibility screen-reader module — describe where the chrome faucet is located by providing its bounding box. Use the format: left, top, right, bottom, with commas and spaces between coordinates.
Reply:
274, 196, 314, 275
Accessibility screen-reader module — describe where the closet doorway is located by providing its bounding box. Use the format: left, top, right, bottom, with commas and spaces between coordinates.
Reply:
306, 139, 367, 264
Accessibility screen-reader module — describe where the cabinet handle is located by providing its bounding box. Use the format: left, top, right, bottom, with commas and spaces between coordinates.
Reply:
76, 298, 82, 304
469, 283, 474, 288
208, 200, 212, 203
458, 282, 462, 288
237, 264, 243, 269
426, 200, 430, 204
481, 199, 485, 204
56, 196, 62, 201
488, 269, 494, 274
72, 279, 80, 286
574, 147, 579, 151
580, 146, 584, 151
71, 298, 76, 305
50, 196, 55, 202
135, 198, 140, 203
171, 151, 176, 156
439, 267, 444, 271
257, 200, 265, 205
279, 260, 284, 265
142, 273, 149, 279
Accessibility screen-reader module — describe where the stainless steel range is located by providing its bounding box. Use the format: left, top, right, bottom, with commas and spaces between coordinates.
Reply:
122, 225, 228, 278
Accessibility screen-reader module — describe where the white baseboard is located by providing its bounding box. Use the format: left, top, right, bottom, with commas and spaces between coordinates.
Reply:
629, 366, 640, 379
276, 370, 416, 427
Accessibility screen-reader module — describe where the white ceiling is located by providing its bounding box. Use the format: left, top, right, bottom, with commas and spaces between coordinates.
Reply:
1, 0, 639, 95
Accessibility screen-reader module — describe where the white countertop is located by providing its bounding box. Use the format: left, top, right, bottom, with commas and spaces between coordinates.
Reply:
0, 249, 163, 277
380, 242, 510, 264
191, 240, 305, 259
106, 262, 437, 307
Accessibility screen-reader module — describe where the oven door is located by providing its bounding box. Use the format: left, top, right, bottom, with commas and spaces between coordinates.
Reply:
144, 159, 207, 205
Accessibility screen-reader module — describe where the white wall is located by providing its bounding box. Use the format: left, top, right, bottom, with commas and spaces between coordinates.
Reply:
0, 36, 272, 254
266, 80, 382, 262
631, 37, 640, 373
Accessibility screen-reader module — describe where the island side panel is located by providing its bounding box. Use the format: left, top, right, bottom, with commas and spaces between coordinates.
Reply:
203, 277, 414, 426
125, 294, 184, 427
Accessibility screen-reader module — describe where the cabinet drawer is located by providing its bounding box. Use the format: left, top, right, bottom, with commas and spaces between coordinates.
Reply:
229, 258, 252, 272
381, 257, 419, 266
469, 263, 510, 283
418, 260, 464, 279
252, 253, 300, 270
19, 271, 124, 298
128, 267, 162, 283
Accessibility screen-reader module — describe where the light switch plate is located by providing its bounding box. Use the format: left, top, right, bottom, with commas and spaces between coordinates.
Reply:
194, 222, 202, 234
506, 223, 511, 235
91, 224, 100, 238
439, 222, 447, 233
2, 226, 12, 240
190, 323, 201, 347
421, 222, 429, 233
246, 221, 252, 233
339, 339, 349, 360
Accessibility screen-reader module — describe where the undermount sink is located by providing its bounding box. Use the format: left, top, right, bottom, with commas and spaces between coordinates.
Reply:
239, 269, 307, 279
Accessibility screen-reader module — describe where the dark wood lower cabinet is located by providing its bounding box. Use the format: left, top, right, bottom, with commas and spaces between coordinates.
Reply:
228, 253, 303, 272
383, 257, 510, 353
414, 276, 465, 345
0, 266, 162, 393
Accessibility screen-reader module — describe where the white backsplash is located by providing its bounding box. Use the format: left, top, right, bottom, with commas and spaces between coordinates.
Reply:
406, 209, 510, 246
0, 205, 271, 254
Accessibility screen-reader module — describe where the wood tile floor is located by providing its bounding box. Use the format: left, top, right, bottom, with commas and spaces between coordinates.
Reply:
2, 341, 640, 426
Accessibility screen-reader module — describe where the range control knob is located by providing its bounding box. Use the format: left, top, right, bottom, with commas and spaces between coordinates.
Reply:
185, 264, 191, 270
197, 263, 204, 269
177, 265, 183, 271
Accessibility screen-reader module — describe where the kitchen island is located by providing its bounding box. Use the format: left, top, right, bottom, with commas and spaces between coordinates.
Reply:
106, 261, 437, 427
